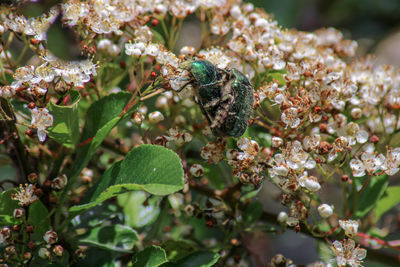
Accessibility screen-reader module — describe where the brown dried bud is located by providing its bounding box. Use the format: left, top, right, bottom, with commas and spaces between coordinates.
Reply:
230, 238, 239, 246
27, 241, 35, 250
119, 61, 126, 69
27, 102, 36, 109
294, 224, 301, 233
27, 173, 38, 183
319, 123, 328, 133
151, 18, 159, 27
25, 129, 33, 136
205, 220, 213, 228
34, 188, 43, 197
341, 175, 349, 182
319, 141, 332, 154
370, 135, 379, 144
313, 106, 322, 113
25, 225, 34, 233
13, 225, 20, 232
43, 180, 52, 188
49, 196, 57, 204
30, 38, 40, 45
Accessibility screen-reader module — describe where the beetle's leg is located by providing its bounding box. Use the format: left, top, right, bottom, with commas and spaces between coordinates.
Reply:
203, 98, 221, 109
211, 94, 234, 128
175, 78, 194, 92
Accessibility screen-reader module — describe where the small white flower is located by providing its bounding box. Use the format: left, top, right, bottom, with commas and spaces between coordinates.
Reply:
30, 107, 53, 142
339, 219, 359, 237
332, 239, 366, 267
298, 172, 321, 192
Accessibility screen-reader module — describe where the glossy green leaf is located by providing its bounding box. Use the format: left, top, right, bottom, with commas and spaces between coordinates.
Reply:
79, 224, 138, 252
374, 186, 400, 221
70, 145, 184, 213
162, 241, 196, 262
0, 189, 19, 225
76, 247, 117, 267
169, 251, 220, 267
48, 90, 81, 148
64, 92, 133, 202
133, 245, 168, 267
355, 175, 389, 218
28, 200, 50, 238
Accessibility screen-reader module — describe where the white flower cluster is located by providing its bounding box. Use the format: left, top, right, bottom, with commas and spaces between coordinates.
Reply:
12, 55, 97, 95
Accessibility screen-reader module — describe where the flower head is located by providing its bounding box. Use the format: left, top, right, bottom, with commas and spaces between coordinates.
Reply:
332, 239, 366, 267
11, 184, 38, 206
30, 107, 53, 142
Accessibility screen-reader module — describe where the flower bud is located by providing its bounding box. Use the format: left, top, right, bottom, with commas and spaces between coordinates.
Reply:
155, 96, 169, 110
51, 174, 68, 190
38, 247, 50, 259
53, 245, 64, 257
189, 164, 204, 177
350, 108, 362, 119
43, 230, 58, 244
148, 111, 164, 124
277, 211, 288, 224
317, 204, 333, 218
13, 208, 25, 219
271, 136, 283, 148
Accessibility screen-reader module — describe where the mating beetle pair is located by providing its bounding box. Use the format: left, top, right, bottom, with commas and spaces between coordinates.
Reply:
178, 60, 254, 137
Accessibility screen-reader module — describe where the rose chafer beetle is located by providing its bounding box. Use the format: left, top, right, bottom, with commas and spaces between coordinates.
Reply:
179, 60, 254, 137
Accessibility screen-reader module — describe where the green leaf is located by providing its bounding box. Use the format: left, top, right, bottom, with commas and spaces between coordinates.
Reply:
27, 200, 50, 238
117, 191, 160, 228
76, 247, 117, 267
0, 189, 19, 225
48, 90, 81, 148
265, 69, 286, 85
167, 251, 220, 267
162, 241, 196, 262
79, 224, 138, 252
133, 245, 168, 267
70, 145, 184, 213
64, 92, 133, 201
243, 201, 263, 224
374, 186, 400, 221
354, 175, 389, 218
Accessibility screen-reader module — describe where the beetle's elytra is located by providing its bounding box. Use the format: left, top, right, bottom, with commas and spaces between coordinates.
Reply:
184, 60, 254, 137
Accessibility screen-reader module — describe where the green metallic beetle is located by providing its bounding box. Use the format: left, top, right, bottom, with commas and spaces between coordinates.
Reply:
179, 60, 254, 137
